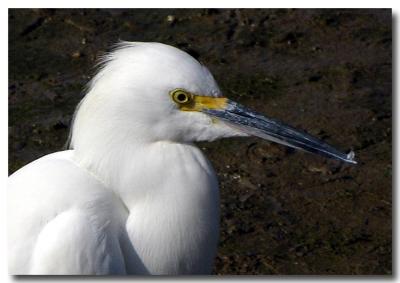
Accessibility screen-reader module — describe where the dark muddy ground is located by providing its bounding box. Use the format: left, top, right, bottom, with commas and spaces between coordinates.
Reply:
9, 9, 392, 275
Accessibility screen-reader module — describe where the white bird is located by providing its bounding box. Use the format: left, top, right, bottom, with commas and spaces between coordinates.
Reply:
8, 42, 356, 275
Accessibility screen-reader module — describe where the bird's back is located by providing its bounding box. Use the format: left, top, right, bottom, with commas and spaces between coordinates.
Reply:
8, 150, 128, 274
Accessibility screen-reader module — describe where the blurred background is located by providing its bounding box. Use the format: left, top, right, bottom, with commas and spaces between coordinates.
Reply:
9, 9, 392, 275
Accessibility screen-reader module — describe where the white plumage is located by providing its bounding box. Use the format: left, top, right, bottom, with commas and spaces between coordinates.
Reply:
8, 42, 355, 275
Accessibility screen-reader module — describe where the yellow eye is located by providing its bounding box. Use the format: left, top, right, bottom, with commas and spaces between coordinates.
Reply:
170, 89, 193, 105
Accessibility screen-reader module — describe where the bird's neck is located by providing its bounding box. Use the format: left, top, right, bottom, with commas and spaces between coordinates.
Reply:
73, 141, 220, 274
73, 140, 217, 208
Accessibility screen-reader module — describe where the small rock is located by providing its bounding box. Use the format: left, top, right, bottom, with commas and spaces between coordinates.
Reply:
239, 177, 257, 190
71, 51, 81, 58
166, 15, 176, 25
231, 173, 241, 180
306, 164, 331, 175
239, 191, 253, 202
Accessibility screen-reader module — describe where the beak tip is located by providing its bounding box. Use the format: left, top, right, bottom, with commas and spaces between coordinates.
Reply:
346, 150, 357, 164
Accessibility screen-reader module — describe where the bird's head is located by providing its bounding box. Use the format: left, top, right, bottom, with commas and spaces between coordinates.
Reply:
70, 42, 356, 164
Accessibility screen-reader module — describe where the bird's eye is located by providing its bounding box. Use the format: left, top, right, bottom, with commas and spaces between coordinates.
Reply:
170, 89, 193, 105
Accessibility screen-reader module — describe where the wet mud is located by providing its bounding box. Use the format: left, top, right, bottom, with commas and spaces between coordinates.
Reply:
9, 9, 392, 274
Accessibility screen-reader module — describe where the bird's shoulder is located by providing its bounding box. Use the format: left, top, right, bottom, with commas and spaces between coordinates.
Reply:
8, 150, 124, 213
9, 150, 102, 191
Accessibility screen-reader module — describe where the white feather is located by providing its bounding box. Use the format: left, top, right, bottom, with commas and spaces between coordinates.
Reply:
8, 42, 244, 274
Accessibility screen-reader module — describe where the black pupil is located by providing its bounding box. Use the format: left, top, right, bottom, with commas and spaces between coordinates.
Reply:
177, 93, 187, 102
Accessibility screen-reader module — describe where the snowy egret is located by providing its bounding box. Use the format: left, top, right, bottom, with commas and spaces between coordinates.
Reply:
8, 42, 356, 275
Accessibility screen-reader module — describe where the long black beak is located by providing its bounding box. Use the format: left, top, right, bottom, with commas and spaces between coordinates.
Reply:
203, 100, 356, 164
